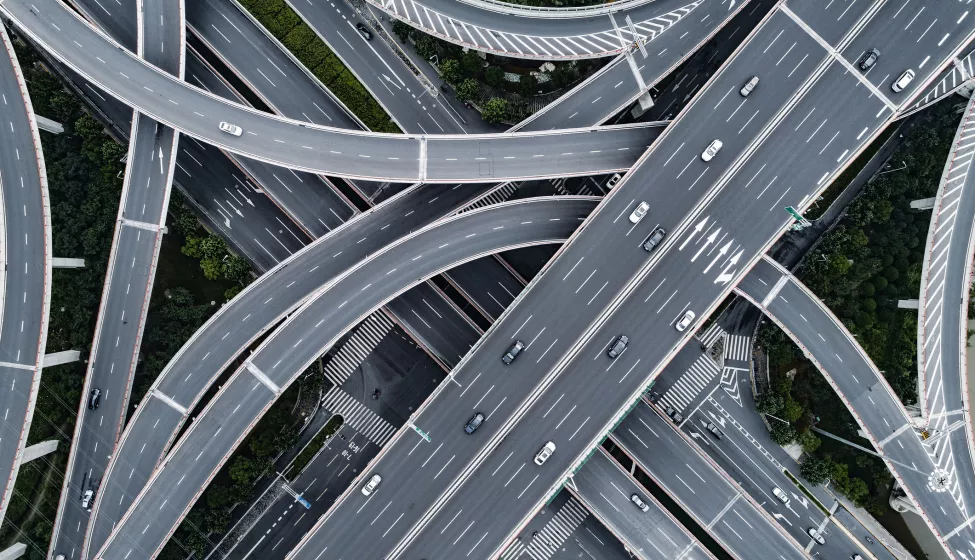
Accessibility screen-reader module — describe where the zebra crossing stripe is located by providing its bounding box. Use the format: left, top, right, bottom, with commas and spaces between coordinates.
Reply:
658, 356, 721, 413
462, 182, 520, 212
323, 313, 394, 387
524, 497, 588, 560
320, 385, 397, 446
697, 323, 727, 348
724, 335, 751, 362
499, 539, 526, 560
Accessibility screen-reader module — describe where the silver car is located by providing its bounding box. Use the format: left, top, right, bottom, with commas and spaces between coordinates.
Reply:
891, 69, 914, 93
701, 139, 722, 162
675, 310, 696, 331
534, 441, 556, 465
628, 201, 650, 224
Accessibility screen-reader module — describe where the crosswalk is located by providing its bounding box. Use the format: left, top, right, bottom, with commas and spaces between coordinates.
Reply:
461, 182, 519, 211
523, 497, 589, 560
724, 334, 750, 362
319, 385, 397, 446
697, 322, 726, 349
323, 312, 394, 387
656, 355, 721, 414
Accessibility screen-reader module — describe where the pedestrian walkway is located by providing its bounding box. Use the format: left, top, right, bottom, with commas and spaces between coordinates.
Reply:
462, 182, 519, 211
523, 496, 589, 560
499, 539, 527, 560
319, 385, 397, 446
724, 334, 751, 362
323, 312, 395, 387
656, 355, 721, 413
697, 322, 726, 349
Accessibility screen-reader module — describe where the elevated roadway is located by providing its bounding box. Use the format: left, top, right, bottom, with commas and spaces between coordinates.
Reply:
47, 0, 185, 556
735, 256, 975, 558
282, 2, 975, 559
365, 0, 705, 59
0, 23, 53, 523
2, 0, 661, 182
89, 197, 595, 560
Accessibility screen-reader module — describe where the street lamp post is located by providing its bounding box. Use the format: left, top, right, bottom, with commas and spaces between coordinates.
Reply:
878, 160, 907, 176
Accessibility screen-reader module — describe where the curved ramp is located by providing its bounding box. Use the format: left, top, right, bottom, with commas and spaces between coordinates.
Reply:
2, 0, 660, 182
0, 24, 54, 522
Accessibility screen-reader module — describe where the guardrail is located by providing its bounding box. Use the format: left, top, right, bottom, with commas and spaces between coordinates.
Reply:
426, 0, 655, 19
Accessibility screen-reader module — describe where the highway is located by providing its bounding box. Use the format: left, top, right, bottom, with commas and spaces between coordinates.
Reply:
916, 91, 975, 510
89, 197, 595, 559
366, 0, 707, 59
571, 448, 712, 560
0, 23, 53, 522
282, 2, 975, 559
736, 256, 975, 558
612, 400, 806, 559
2, 0, 661, 182
47, 0, 185, 556
81, 182, 498, 558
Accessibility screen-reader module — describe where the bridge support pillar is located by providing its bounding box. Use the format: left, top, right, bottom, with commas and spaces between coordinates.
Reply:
889, 482, 920, 514
34, 114, 63, 134
630, 92, 655, 119
52, 257, 85, 268
43, 350, 80, 367
0, 543, 26, 560
22, 440, 58, 463
897, 299, 920, 309
910, 197, 936, 210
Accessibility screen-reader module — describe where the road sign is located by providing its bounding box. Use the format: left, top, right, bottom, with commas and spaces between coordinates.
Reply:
411, 423, 432, 442
785, 206, 810, 224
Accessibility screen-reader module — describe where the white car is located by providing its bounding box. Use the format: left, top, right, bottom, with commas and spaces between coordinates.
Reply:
219, 121, 243, 136
630, 493, 650, 512
534, 441, 556, 465
629, 201, 650, 224
892, 69, 914, 93
675, 310, 696, 332
807, 527, 826, 545
361, 473, 382, 496
81, 489, 94, 511
701, 139, 722, 162
772, 486, 791, 506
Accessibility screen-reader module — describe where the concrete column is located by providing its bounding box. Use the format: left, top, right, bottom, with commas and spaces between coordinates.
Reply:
630, 92, 655, 119
911, 197, 936, 210
34, 114, 63, 134
897, 299, 920, 309
52, 257, 85, 268
22, 440, 58, 463
959, 80, 975, 99
43, 350, 80, 367
0, 543, 26, 560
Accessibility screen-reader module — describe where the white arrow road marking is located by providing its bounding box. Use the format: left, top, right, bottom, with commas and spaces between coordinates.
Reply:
383, 74, 403, 90
715, 250, 743, 284
704, 240, 732, 273
679, 216, 708, 250
790, 492, 809, 509
692, 228, 720, 262
158, 146, 164, 174
772, 512, 792, 526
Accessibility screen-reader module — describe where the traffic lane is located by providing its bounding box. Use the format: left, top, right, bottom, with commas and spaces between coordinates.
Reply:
712, 500, 803, 559
784, 0, 875, 48
122, 120, 177, 222
732, 257, 780, 304
0, 368, 34, 498
424, 125, 659, 181
290, 0, 467, 135
519, 0, 745, 132
443, 256, 524, 322
385, 283, 480, 369
613, 404, 802, 559
832, 507, 900, 560
94, 200, 593, 559
572, 450, 696, 560
7, 0, 649, 181
841, 0, 975, 106
189, 0, 360, 129
225, 425, 380, 560
142, 0, 181, 75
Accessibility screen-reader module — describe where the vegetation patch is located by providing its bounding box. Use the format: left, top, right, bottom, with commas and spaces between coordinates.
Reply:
284, 414, 344, 478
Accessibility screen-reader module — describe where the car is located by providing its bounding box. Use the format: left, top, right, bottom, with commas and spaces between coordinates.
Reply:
502, 340, 525, 365
218, 121, 242, 136
664, 405, 683, 424
705, 422, 724, 439
701, 139, 722, 162
81, 489, 94, 511
356, 22, 373, 40
88, 388, 101, 410
55, 555, 66, 560
534, 441, 556, 465
643, 227, 667, 252
772, 486, 791, 506
864, 536, 875, 545
630, 493, 650, 512
361, 473, 382, 496
740, 75, 760, 97
892, 69, 915, 92
852, 555, 864, 560
628, 201, 650, 224
807, 527, 826, 545
465, 412, 485, 434
858, 48, 880, 71
606, 173, 623, 189
607, 335, 629, 359
675, 310, 696, 332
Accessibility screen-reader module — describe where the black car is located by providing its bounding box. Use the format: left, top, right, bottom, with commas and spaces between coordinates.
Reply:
664, 405, 683, 424
88, 388, 102, 410
607, 335, 629, 359
705, 422, 724, 439
356, 23, 373, 41
502, 340, 525, 365
465, 412, 485, 434
643, 227, 667, 252
858, 48, 880, 71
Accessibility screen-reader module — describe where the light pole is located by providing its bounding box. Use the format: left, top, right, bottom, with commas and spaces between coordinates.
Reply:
878, 160, 907, 175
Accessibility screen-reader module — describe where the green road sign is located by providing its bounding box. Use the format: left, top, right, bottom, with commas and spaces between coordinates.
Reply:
785, 206, 808, 223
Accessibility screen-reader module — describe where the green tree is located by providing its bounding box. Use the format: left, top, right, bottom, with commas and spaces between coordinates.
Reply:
481, 98, 508, 124
224, 254, 252, 283
484, 66, 505, 88
756, 393, 784, 415
769, 422, 797, 445
460, 50, 482, 77
439, 59, 462, 85
782, 398, 804, 422
392, 20, 411, 43
519, 73, 538, 96
798, 431, 821, 453
456, 78, 480, 102
800, 456, 831, 485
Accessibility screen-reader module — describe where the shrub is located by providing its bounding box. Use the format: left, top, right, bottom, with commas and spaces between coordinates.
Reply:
481, 97, 508, 124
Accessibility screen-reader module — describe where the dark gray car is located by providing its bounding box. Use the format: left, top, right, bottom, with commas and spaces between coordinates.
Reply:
643, 227, 667, 252
502, 340, 525, 365
465, 412, 485, 434
607, 335, 629, 359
